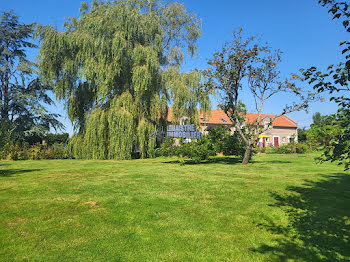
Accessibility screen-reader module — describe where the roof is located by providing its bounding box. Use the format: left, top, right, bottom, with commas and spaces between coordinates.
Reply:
245, 113, 298, 128
166, 108, 297, 127
167, 107, 232, 125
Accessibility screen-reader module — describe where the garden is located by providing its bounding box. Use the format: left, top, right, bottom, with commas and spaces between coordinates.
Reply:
1, 0, 349, 261
1, 154, 349, 261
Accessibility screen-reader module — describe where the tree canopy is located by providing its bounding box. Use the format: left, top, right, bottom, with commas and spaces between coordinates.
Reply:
205, 29, 317, 165
36, 0, 210, 159
301, 0, 350, 170
0, 10, 62, 145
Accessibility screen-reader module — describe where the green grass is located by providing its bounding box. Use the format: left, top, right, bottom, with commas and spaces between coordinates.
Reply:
0, 154, 349, 261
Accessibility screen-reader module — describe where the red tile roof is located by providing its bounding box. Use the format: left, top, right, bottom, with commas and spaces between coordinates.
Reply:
245, 113, 298, 127
166, 108, 297, 127
167, 107, 232, 125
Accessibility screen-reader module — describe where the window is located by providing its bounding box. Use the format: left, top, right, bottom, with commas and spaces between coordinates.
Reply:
266, 137, 270, 142
282, 137, 286, 142
180, 117, 189, 125
200, 117, 207, 122
220, 118, 227, 123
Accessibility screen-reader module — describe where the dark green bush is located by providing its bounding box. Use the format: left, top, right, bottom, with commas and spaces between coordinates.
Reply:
206, 126, 245, 157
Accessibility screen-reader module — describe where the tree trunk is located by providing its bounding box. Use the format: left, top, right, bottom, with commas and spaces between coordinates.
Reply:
242, 145, 252, 165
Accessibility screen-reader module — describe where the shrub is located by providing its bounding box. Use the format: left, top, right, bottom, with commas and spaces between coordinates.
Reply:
157, 136, 215, 163
0, 142, 67, 161
265, 143, 310, 154
294, 143, 310, 154
266, 145, 293, 154
155, 137, 175, 157
41, 144, 66, 159
206, 126, 245, 157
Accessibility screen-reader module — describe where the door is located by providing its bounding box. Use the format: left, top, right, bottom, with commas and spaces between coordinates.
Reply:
274, 137, 279, 148
262, 137, 266, 148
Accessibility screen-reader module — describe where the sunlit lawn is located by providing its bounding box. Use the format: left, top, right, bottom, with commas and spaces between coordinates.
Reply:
1, 154, 349, 261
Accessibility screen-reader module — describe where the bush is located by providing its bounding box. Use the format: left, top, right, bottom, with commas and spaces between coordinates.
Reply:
266, 145, 293, 154
265, 143, 310, 154
156, 126, 246, 163
0, 142, 67, 161
206, 126, 245, 158
155, 137, 175, 157
156, 136, 215, 163
294, 143, 310, 154
41, 144, 66, 159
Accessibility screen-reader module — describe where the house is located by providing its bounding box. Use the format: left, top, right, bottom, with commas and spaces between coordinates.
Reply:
166, 107, 232, 134
244, 113, 298, 148
166, 107, 298, 147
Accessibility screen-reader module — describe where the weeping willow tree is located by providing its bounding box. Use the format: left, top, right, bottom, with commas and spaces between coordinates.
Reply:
36, 0, 210, 159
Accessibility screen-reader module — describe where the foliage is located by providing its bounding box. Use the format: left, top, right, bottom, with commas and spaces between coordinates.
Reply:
0, 141, 67, 160
306, 114, 340, 149
206, 125, 245, 157
0, 11, 63, 143
157, 126, 245, 163
155, 137, 175, 157
44, 133, 69, 145
157, 136, 215, 163
300, 1, 350, 169
205, 29, 317, 165
178, 137, 216, 163
317, 109, 350, 170
301, 0, 349, 109
297, 128, 307, 143
265, 145, 293, 154
264, 143, 309, 154
36, 0, 210, 160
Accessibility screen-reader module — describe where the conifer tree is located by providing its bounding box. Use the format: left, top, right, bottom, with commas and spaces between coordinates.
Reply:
0, 10, 62, 143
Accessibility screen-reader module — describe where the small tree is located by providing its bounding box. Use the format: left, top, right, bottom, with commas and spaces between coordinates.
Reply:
206, 29, 317, 165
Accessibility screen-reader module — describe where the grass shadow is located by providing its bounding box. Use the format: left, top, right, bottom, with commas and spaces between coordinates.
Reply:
250, 160, 292, 164
0, 168, 41, 177
252, 172, 350, 261
162, 156, 242, 165
162, 156, 292, 165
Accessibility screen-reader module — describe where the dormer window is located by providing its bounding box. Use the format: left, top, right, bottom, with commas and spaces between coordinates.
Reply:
200, 117, 207, 122
220, 118, 227, 123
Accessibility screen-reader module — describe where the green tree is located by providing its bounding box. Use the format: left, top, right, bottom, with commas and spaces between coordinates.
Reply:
320, 109, 350, 170
205, 29, 317, 165
0, 10, 62, 143
306, 112, 339, 148
206, 125, 245, 157
297, 128, 307, 143
37, 0, 210, 160
301, 1, 349, 169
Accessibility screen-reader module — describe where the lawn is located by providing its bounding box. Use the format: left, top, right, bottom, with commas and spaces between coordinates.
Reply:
0, 154, 349, 261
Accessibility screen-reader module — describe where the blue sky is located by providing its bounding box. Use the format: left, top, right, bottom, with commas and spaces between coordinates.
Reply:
1, 0, 346, 134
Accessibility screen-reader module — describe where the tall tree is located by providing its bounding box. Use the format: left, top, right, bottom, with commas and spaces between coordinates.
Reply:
205, 29, 317, 165
301, 0, 349, 170
0, 10, 62, 142
36, 0, 210, 160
